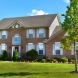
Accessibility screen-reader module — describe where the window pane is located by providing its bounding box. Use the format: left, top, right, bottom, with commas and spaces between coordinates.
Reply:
29, 29, 33, 34
39, 50, 43, 54
39, 33, 43, 38
2, 35, 6, 39
1, 44, 6, 50
39, 43, 43, 50
29, 34, 33, 38
56, 50, 60, 55
28, 43, 34, 50
13, 37, 21, 44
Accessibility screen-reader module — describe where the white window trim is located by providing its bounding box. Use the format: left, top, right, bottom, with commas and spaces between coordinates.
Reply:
12, 34, 21, 45
53, 42, 63, 55
37, 43, 45, 55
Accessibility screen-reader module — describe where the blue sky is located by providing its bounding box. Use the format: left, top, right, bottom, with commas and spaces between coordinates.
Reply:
0, 0, 70, 22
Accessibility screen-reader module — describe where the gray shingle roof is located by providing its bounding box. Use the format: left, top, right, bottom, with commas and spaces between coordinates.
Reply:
43, 26, 63, 43
0, 14, 58, 29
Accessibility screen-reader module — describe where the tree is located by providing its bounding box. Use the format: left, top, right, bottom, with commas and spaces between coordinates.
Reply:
2, 50, 8, 61
26, 49, 38, 60
61, 0, 78, 72
13, 50, 18, 61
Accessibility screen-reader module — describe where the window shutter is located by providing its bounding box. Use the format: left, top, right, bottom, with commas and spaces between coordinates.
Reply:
60, 48, 63, 55
53, 44, 55, 55
33, 29, 35, 38
0, 31, 2, 39
26, 30, 29, 38
43, 44, 45, 55
36, 29, 39, 38
6, 31, 8, 39
19, 46, 21, 58
36, 44, 39, 54
44, 29, 46, 37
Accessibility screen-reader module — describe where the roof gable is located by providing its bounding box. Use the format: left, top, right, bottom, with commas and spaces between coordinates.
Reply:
7, 20, 25, 29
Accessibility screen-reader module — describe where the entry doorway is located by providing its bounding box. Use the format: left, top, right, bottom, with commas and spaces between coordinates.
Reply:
12, 46, 21, 58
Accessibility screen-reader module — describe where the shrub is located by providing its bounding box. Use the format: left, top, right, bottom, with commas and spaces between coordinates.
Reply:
70, 59, 75, 63
2, 50, 8, 61
52, 59, 58, 63
13, 50, 18, 61
26, 49, 38, 60
61, 57, 68, 63
41, 59, 46, 63
47, 58, 51, 62
54, 57, 61, 62
35, 58, 42, 62
0, 55, 2, 60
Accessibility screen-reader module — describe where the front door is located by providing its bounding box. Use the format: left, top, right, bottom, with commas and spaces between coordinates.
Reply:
15, 46, 19, 52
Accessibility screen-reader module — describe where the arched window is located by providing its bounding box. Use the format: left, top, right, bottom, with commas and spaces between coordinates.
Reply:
12, 34, 21, 45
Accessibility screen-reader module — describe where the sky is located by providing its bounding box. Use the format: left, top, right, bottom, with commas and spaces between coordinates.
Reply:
0, 0, 70, 22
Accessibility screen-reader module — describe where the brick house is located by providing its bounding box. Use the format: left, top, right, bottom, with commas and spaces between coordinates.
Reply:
0, 14, 74, 59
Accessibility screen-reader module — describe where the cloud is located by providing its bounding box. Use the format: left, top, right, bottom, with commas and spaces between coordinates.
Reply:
28, 9, 48, 16
63, 0, 70, 3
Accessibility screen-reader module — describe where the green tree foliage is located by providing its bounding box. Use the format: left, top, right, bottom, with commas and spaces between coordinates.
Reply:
13, 50, 18, 61
61, 0, 78, 72
2, 50, 8, 61
26, 49, 38, 60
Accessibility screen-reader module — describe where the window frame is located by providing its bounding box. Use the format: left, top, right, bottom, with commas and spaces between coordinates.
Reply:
12, 34, 21, 45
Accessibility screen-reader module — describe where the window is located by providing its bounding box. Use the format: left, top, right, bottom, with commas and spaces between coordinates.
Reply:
37, 28, 45, 38
29, 29, 34, 38
39, 28, 45, 38
16, 25, 19, 28
53, 42, 63, 55
12, 34, 21, 45
55, 42, 61, 55
37, 43, 45, 55
26, 29, 35, 38
1, 44, 6, 50
28, 43, 34, 50
2, 31, 7, 39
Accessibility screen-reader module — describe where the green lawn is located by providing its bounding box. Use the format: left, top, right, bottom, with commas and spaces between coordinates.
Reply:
0, 62, 78, 78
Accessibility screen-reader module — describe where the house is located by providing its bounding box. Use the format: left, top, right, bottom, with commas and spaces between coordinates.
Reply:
0, 14, 74, 59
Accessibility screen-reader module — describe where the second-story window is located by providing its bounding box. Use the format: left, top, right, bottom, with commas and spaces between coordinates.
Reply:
29, 29, 33, 38
12, 34, 21, 45
2, 31, 7, 39
26, 29, 35, 38
37, 28, 45, 38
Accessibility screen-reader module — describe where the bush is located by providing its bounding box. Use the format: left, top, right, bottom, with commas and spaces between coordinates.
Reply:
52, 59, 58, 63
35, 58, 42, 62
61, 57, 68, 63
47, 58, 51, 62
0, 55, 2, 60
54, 57, 61, 62
26, 49, 38, 60
13, 50, 18, 61
70, 59, 75, 63
2, 50, 8, 61
41, 59, 46, 63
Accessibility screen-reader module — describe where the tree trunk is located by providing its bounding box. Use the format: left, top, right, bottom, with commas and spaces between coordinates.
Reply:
74, 41, 78, 72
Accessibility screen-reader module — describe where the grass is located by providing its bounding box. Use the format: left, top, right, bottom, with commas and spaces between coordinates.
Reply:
0, 62, 78, 78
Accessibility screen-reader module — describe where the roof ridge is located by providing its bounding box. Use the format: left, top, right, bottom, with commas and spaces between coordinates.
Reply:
2, 14, 58, 19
